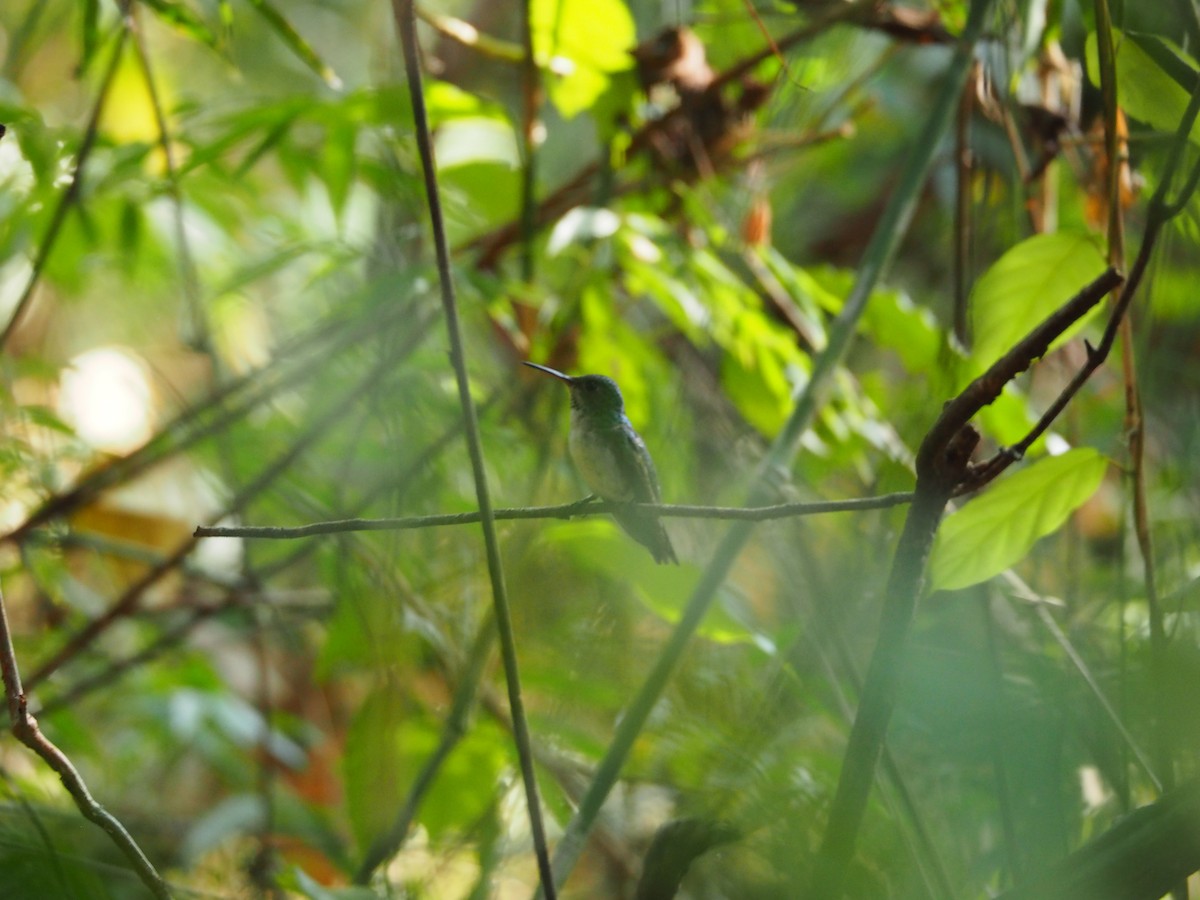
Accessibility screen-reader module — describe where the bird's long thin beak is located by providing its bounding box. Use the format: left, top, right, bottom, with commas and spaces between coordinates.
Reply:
523, 361, 573, 384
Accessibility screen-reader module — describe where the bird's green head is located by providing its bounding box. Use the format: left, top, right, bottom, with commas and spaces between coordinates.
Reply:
524, 362, 627, 421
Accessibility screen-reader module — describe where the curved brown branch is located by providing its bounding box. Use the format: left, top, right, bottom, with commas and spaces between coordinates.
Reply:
0, 586, 172, 898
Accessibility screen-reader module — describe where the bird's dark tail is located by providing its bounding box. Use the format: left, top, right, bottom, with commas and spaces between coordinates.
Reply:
612, 507, 679, 565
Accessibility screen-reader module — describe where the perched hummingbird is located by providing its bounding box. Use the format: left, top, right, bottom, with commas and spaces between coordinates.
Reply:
524, 362, 678, 564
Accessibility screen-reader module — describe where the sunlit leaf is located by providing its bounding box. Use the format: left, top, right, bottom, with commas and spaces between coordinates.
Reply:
416, 718, 509, 838
438, 162, 520, 238
967, 232, 1106, 379
722, 323, 805, 438
426, 81, 508, 124
434, 118, 519, 170
531, 0, 636, 118
547, 207, 621, 254
929, 448, 1108, 591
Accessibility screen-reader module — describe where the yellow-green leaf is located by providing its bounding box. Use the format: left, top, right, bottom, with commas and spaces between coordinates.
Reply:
532, 0, 635, 118
929, 448, 1107, 591
968, 233, 1106, 380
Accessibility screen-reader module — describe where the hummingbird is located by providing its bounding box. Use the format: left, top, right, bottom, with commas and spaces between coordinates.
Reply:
524, 362, 678, 564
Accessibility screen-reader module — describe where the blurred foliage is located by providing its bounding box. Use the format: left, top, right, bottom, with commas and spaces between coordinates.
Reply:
0, 0, 1198, 897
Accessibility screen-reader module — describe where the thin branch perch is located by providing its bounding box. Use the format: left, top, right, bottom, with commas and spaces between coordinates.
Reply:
192, 494, 914, 540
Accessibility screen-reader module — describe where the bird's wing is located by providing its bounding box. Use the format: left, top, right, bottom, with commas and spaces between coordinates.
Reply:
609, 423, 662, 503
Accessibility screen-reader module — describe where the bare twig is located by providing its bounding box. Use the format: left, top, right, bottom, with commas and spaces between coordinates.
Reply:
0, 585, 172, 898
416, 6, 523, 62
930, 267, 1123, 481
952, 61, 979, 347
809, 422, 980, 898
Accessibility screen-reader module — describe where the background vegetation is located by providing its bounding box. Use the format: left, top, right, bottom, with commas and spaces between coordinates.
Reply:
0, 0, 1198, 897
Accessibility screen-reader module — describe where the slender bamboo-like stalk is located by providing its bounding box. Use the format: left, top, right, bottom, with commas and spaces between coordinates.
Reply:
389, 2, 556, 895
1092, 24, 1177, 900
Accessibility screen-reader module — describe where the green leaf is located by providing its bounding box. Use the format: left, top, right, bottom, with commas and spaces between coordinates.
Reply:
343, 686, 407, 850
929, 448, 1108, 591
1086, 31, 1200, 143
343, 688, 508, 850
321, 120, 357, 218
434, 118, 519, 170
141, 0, 221, 49
245, 0, 342, 89
721, 322, 805, 438
426, 81, 509, 125
80, 0, 101, 72
967, 232, 1106, 379
438, 162, 520, 239
532, 0, 636, 118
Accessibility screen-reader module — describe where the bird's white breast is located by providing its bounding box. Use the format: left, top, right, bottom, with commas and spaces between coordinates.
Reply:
568, 410, 634, 500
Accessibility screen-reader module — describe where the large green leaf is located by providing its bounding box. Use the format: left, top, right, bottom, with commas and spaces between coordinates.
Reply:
343, 686, 410, 851
968, 232, 1106, 379
929, 448, 1108, 592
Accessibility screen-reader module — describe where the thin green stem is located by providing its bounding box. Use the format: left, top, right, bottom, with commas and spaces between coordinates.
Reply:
126, 3, 207, 349
0, 24, 128, 349
1095, 25, 1177, 895
519, 0, 541, 282
390, 2, 556, 896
